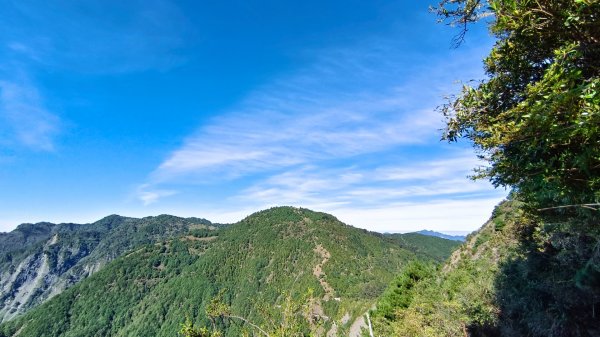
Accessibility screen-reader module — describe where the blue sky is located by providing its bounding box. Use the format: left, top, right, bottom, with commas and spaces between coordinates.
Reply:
0, 0, 507, 233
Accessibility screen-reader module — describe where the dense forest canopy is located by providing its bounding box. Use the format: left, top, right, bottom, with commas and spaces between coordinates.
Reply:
0, 207, 459, 337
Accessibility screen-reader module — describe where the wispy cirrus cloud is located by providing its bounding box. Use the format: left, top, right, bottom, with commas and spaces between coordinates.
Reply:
149, 37, 472, 183
0, 0, 192, 153
138, 32, 504, 231
0, 76, 60, 151
155, 103, 439, 182
136, 184, 179, 206
235, 152, 497, 207
329, 198, 505, 233
154, 153, 506, 232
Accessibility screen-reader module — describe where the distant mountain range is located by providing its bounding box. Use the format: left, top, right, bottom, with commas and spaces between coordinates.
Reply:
415, 230, 467, 242
386, 232, 461, 261
0, 207, 460, 337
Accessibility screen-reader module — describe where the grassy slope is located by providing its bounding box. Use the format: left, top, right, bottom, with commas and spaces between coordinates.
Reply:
368, 200, 522, 337
0, 206, 447, 337
371, 193, 600, 337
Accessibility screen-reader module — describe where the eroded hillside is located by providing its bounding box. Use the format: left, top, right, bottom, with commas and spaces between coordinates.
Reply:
0, 215, 216, 322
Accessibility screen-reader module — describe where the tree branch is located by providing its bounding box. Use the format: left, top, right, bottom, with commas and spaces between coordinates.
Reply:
225, 315, 271, 337
537, 204, 600, 212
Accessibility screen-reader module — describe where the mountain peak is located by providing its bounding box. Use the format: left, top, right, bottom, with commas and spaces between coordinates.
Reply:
241, 206, 341, 227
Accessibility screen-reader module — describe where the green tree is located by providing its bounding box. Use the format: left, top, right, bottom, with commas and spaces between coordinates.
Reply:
372, 261, 436, 321
434, 0, 599, 221
430, 1, 600, 335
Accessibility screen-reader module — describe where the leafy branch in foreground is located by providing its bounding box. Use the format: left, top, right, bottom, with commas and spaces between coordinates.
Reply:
437, 0, 599, 223
430, 0, 491, 47
180, 289, 322, 337
426, 0, 600, 335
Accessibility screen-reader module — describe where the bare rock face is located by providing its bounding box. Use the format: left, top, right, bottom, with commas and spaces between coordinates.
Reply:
1, 245, 53, 321
0, 214, 215, 322
0, 233, 98, 322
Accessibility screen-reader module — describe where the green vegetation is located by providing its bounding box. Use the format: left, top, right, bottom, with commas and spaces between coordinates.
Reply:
4, 0, 598, 335
369, 199, 521, 336
0, 236, 214, 337
0, 207, 449, 337
436, 0, 599, 217
372, 195, 599, 336
179, 289, 321, 337
370, 0, 599, 335
388, 233, 461, 262
0, 214, 218, 322
0, 222, 56, 253
415, 230, 466, 242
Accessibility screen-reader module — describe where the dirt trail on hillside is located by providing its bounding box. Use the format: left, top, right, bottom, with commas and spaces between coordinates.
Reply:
349, 315, 367, 337
313, 244, 335, 301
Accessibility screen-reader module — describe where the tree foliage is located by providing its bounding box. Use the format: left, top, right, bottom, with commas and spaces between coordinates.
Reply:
0, 214, 218, 322
435, 0, 599, 221
387, 233, 461, 262
370, 1, 600, 336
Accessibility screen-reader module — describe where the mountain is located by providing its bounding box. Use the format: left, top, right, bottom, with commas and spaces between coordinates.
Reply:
369, 202, 513, 336
0, 214, 218, 322
415, 230, 466, 242
387, 233, 461, 262
0, 207, 458, 337
369, 198, 600, 336
0, 222, 57, 253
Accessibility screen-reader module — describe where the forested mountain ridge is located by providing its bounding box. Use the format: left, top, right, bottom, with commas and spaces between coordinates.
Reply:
0, 206, 458, 337
0, 214, 218, 322
415, 230, 466, 242
0, 222, 57, 253
387, 233, 461, 262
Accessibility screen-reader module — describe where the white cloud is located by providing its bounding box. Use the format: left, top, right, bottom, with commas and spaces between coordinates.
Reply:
192, 194, 506, 233
329, 197, 504, 233
149, 33, 492, 184
137, 30, 502, 232
374, 156, 483, 181
232, 153, 504, 211
0, 77, 60, 151
151, 85, 448, 183
136, 184, 178, 206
